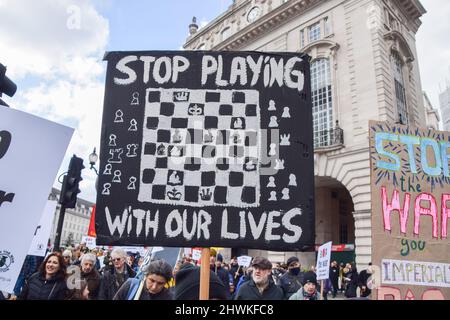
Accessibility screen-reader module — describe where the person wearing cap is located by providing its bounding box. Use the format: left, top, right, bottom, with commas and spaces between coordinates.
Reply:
289, 271, 322, 300
174, 263, 228, 300
279, 256, 304, 299
234, 257, 284, 300
113, 260, 173, 300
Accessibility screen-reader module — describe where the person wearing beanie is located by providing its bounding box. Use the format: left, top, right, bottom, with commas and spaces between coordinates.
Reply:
174, 263, 228, 300
210, 255, 232, 299
113, 260, 173, 300
279, 256, 304, 299
234, 257, 283, 300
289, 271, 321, 300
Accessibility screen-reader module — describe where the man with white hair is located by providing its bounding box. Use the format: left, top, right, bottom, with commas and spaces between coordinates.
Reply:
98, 248, 136, 300
79, 253, 101, 299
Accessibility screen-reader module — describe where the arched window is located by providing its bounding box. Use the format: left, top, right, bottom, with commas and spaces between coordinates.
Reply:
311, 58, 333, 147
391, 50, 408, 124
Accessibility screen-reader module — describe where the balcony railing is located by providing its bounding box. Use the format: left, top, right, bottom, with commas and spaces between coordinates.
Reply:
314, 121, 344, 149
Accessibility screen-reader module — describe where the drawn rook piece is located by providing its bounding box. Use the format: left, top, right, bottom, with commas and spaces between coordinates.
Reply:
127, 177, 137, 190
108, 149, 123, 164
172, 129, 182, 143
102, 183, 111, 195
126, 144, 138, 157
157, 144, 166, 156
167, 188, 182, 200
281, 188, 290, 200
114, 110, 124, 123
268, 191, 277, 201
109, 134, 117, 147
268, 100, 276, 111
173, 91, 189, 102
282, 107, 291, 118
199, 188, 212, 201
129, 119, 138, 131
267, 176, 276, 188
112, 170, 122, 183
289, 174, 297, 186
103, 164, 112, 175
274, 159, 285, 170
269, 116, 278, 128
268, 143, 277, 156
280, 134, 291, 146
131, 92, 140, 106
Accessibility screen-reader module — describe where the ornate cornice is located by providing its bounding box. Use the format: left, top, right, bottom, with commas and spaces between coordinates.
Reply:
383, 30, 414, 64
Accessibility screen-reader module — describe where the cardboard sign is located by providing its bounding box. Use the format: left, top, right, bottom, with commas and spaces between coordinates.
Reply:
192, 249, 202, 261
316, 241, 332, 280
95, 51, 315, 250
237, 255, 252, 268
28, 200, 58, 257
81, 236, 97, 250
0, 107, 73, 293
369, 121, 450, 300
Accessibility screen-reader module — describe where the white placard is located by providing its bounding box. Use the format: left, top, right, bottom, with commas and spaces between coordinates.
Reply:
316, 241, 332, 280
237, 255, 252, 267
28, 200, 58, 256
0, 107, 73, 293
81, 236, 97, 250
151, 246, 164, 254
382, 259, 450, 288
192, 249, 202, 261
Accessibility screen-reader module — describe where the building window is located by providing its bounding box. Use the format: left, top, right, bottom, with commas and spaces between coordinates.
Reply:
300, 30, 305, 48
221, 27, 231, 41
324, 17, 332, 36
309, 22, 321, 42
391, 51, 408, 124
311, 58, 333, 147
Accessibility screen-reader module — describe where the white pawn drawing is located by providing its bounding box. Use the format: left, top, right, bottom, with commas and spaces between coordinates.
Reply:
269, 116, 278, 128
127, 177, 137, 190
131, 92, 140, 106
282, 107, 291, 118
268, 143, 277, 156
289, 174, 297, 186
114, 110, 124, 123
112, 170, 122, 183
128, 119, 138, 131
268, 191, 277, 201
281, 188, 290, 200
268, 100, 276, 111
109, 134, 117, 147
267, 176, 276, 188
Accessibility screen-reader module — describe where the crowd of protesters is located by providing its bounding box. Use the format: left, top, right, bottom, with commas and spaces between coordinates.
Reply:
3, 244, 373, 301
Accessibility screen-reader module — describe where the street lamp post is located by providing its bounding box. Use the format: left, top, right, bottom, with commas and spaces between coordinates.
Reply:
89, 148, 99, 191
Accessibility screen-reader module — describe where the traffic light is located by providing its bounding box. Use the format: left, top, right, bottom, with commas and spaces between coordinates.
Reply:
60, 155, 85, 208
0, 63, 17, 107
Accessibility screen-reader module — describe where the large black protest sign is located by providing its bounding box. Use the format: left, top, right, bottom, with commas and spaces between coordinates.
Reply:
96, 51, 314, 250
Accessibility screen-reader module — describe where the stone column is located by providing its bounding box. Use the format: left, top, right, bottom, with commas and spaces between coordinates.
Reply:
353, 209, 372, 271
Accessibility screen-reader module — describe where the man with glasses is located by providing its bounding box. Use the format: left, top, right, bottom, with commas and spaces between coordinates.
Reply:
98, 248, 136, 300
113, 260, 173, 300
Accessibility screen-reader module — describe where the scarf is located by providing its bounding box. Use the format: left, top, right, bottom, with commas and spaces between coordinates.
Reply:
302, 288, 318, 300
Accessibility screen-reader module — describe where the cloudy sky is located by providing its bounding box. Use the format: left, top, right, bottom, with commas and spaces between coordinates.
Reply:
0, 0, 448, 203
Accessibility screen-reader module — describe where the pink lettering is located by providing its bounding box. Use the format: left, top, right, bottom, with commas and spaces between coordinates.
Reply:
377, 286, 402, 300
442, 194, 450, 239
382, 187, 410, 234
414, 193, 438, 238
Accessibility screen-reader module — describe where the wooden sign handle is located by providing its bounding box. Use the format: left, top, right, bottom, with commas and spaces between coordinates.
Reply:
199, 248, 211, 300
320, 280, 324, 300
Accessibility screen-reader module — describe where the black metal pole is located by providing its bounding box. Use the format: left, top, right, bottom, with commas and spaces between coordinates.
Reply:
53, 204, 67, 252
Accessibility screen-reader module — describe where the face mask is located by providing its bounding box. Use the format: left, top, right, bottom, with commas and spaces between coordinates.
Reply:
290, 267, 300, 276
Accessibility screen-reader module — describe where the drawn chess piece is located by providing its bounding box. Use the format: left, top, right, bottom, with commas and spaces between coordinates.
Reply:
199, 188, 212, 201
127, 177, 137, 190
126, 144, 138, 157
274, 159, 285, 170
269, 116, 278, 128
167, 188, 182, 200
174, 91, 189, 102
282, 107, 291, 118
170, 146, 181, 157
233, 118, 243, 129
102, 183, 111, 195
231, 132, 241, 144
168, 171, 181, 185
112, 170, 122, 183
128, 119, 138, 131
131, 92, 140, 106
268, 191, 277, 201
204, 130, 214, 143
280, 134, 291, 146
103, 164, 112, 175
114, 110, 124, 123
268, 100, 276, 111
109, 134, 117, 147
281, 188, 290, 200
172, 129, 182, 143
267, 176, 276, 188
157, 144, 166, 156
289, 174, 297, 186
268, 143, 277, 156
188, 103, 203, 115
108, 148, 123, 164
245, 159, 256, 171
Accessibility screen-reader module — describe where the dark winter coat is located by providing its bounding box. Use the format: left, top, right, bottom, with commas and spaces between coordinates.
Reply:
344, 270, 358, 298
234, 278, 284, 300
358, 270, 372, 297
279, 270, 304, 299
113, 278, 173, 300
98, 263, 136, 300
18, 272, 67, 300
213, 266, 232, 299
329, 266, 339, 289
81, 268, 101, 300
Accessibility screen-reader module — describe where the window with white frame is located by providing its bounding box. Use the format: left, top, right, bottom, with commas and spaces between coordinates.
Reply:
309, 22, 321, 42
391, 51, 408, 124
311, 58, 333, 147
